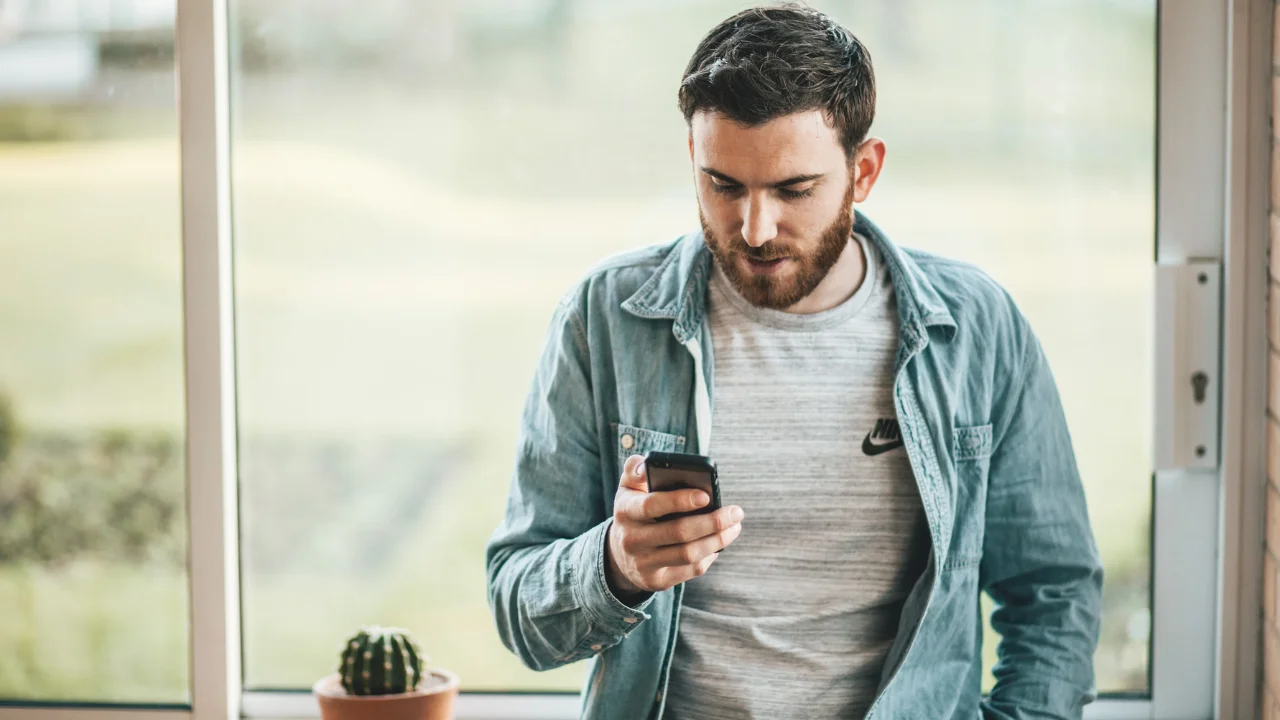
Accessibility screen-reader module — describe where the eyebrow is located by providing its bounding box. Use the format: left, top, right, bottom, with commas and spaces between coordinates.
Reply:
699, 167, 825, 188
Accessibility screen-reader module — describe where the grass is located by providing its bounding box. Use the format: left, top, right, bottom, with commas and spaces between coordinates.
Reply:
0, 563, 189, 702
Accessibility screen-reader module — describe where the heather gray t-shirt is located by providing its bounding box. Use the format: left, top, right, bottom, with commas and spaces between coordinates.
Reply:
662, 234, 930, 720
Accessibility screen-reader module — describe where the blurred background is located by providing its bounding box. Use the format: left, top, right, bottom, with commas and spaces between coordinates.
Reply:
0, 0, 1153, 702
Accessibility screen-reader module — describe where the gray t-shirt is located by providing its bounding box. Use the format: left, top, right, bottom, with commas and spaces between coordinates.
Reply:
663, 234, 930, 720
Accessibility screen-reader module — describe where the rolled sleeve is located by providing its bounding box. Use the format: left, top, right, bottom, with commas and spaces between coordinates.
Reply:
980, 320, 1103, 720
573, 517, 656, 635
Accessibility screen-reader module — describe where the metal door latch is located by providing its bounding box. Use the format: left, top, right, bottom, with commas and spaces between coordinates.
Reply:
1154, 261, 1221, 471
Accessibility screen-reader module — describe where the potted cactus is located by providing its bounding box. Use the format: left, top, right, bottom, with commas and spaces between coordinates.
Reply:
313, 626, 459, 720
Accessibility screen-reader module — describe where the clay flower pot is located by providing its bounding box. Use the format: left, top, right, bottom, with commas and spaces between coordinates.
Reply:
313, 670, 460, 720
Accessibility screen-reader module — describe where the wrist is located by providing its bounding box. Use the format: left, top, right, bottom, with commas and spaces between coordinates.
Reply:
607, 573, 648, 606
604, 524, 649, 605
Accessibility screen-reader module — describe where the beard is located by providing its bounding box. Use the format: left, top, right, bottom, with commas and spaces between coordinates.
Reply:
700, 180, 857, 310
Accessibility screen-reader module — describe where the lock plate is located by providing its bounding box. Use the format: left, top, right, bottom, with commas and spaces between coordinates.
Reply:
1154, 260, 1221, 471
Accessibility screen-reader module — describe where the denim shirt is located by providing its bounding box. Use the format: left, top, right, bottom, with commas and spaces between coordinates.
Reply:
485, 212, 1103, 720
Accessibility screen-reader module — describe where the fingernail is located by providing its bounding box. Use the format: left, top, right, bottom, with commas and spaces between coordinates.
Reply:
635, 461, 646, 476
695, 491, 709, 506
731, 507, 744, 522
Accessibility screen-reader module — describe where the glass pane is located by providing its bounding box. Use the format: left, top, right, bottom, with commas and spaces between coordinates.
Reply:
232, 0, 1152, 694
0, 0, 188, 704
850, 1, 1155, 694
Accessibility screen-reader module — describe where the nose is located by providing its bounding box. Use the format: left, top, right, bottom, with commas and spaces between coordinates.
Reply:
740, 193, 779, 247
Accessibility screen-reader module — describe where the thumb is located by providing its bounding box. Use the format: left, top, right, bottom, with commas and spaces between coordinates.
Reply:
618, 454, 649, 492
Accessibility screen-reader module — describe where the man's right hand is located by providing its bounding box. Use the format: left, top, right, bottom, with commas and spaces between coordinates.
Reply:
605, 454, 745, 600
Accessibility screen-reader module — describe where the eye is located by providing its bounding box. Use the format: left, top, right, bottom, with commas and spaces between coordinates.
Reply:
710, 180, 742, 195
779, 187, 815, 200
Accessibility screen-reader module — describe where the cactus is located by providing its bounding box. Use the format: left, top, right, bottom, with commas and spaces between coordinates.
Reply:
338, 626, 428, 696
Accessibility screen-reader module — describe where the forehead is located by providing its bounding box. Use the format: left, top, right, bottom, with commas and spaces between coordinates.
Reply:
690, 109, 844, 180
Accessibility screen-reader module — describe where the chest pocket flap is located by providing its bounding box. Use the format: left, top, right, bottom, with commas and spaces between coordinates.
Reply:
953, 423, 993, 461
611, 422, 686, 478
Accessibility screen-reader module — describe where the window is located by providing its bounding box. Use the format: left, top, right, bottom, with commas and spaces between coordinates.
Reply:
1, 0, 1269, 718
230, 0, 1153, 695
0, 0, 189, 705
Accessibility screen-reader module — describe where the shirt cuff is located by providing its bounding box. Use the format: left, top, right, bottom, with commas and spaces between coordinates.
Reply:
982, 675, 1096, 720
573, 517, 656, 636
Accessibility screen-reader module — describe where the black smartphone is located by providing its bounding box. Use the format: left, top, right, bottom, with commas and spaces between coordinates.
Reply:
643, 450, 721, 522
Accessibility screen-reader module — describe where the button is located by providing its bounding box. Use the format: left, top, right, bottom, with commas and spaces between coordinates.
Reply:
623, 617, 638, 624
590, 644, 602, 651
656, 691, 663, 702
620, 433, 635, 450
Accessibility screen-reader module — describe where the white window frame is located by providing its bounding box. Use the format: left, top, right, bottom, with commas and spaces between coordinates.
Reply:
0, 0, 1270, 718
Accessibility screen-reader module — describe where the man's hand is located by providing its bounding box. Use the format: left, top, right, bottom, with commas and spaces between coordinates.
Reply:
605, 454, 745, 600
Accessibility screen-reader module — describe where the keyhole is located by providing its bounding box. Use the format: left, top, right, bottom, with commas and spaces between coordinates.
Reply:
1191, 371, 1209, 404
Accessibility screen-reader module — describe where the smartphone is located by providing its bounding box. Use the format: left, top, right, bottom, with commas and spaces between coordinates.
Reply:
643, 450, 721, 522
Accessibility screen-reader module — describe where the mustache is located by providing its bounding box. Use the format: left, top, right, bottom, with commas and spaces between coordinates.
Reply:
738, 244, 793, 262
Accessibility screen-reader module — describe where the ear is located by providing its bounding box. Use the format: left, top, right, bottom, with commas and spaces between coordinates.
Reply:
688, 132, 694, 161
850, 138, 887, 204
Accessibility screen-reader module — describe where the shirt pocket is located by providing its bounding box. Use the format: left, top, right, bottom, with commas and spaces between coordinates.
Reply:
945, 423, 994, 571
610, 422, 686, 480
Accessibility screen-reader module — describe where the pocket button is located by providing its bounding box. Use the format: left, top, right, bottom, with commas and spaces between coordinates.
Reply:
620, 433, 635, 450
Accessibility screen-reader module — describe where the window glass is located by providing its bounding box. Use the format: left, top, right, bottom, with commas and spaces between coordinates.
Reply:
0, 0, 189, 703
231, 0, 1153, 693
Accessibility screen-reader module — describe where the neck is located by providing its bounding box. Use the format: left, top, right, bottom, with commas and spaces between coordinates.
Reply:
785, 235, 867, 314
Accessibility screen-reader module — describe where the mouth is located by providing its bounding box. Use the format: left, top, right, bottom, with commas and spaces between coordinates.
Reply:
744, 256, 790, 275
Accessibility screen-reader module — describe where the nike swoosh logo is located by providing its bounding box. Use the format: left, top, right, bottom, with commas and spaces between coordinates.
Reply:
862, 433, 905, 456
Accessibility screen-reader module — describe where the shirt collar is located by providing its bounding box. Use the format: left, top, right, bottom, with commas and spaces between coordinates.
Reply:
620, 211, 957, 344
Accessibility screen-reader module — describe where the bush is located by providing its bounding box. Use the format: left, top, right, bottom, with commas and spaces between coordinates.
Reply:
0, 430, 185, 567
0, 427, 459, 572
0, 393, 14, 467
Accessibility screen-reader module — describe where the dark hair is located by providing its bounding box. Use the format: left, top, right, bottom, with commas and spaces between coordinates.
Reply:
678, 3, 875, 157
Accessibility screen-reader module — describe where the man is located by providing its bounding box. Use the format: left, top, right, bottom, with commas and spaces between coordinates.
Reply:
486, 5, 1102, 719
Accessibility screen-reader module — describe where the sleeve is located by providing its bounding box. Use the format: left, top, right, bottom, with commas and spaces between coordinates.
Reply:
979, 323, 1105, 720
484, 299, 657, 672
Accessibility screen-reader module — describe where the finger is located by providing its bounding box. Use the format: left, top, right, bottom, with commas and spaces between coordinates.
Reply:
638, 487, 711, 520
657, 548, 721, 587
617, 454, 649, 492
645, 521, 742, 570
616, 455, 658, 524
650, 506, 744, 546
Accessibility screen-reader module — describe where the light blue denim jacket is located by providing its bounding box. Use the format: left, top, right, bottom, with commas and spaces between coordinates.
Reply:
486, 213, 1103, 720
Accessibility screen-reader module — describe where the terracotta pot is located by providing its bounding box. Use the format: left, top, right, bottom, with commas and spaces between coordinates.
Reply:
313, 670, 460, 720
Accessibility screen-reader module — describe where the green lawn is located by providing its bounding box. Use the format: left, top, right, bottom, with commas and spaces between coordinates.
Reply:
0, 563, 189, 701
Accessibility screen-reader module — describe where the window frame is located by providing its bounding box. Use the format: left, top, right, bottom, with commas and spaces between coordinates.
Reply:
0, 0, 1270, 718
